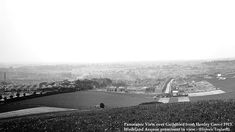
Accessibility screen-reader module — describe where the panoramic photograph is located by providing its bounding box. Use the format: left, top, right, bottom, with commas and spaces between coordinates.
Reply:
0, 0, 235, 131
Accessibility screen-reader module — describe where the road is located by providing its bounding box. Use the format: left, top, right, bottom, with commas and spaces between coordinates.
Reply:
164, 79, 174, 94
156, 78, 175, 103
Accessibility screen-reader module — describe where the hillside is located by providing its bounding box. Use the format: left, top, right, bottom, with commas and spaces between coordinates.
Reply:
0, 100, 234, 131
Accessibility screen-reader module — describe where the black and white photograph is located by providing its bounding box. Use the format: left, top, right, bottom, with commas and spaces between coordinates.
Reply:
0, 0, 235, 131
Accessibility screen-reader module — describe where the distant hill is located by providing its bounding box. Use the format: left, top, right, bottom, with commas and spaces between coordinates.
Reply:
203, 59, 235, 66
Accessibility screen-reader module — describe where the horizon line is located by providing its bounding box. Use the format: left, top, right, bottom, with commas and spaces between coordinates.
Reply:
0, 57, 235, 67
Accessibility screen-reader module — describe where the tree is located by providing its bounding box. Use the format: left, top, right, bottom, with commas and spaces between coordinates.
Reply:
39, 82, 48, 88
61, 80, 70, 86
0, 95, 2, 100
100, 103, 105, 108
10, 95, 13, 99
16, 92, 20, 98
23, 93, 26, 97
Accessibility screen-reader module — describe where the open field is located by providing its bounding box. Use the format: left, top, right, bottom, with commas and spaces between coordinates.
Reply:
0, 100, 234, 131
190, 92, 235, 102
0, 91, 154, 113
206, 78, 235, 92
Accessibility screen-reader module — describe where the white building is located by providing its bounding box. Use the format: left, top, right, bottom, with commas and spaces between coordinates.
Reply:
172, 90, 179, 96
217, 73, 222, 77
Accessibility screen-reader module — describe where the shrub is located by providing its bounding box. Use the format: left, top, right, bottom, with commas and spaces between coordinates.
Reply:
100, 103, 105, 108
16, 92, 20, 97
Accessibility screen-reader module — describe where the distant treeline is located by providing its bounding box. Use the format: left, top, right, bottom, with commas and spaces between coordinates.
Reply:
0, 78, 114, 104
37, 78, 113, 92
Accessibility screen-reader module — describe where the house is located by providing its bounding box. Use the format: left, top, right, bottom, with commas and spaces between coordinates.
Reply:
117, 86, 127, 92
172, 90, 179, 96
106, 86, 117, 92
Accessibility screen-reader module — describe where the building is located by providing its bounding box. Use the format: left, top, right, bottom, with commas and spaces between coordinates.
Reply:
117, 86, 127, 92
106, 86, 117, 92
172, 90, 179, 96
107, 86, 127, 93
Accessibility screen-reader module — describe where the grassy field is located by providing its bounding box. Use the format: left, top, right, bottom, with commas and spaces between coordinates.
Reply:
0, 100, 234, 131
206, 78, 235, 92
190, 92, 235, 102
0, 91, 154, 113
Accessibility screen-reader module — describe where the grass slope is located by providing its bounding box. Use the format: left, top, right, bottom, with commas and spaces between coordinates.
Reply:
0, 100, 235, 132
0, 91, 154, 113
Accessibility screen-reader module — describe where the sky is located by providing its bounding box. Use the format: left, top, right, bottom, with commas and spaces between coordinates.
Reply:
1, 0, 235, 64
